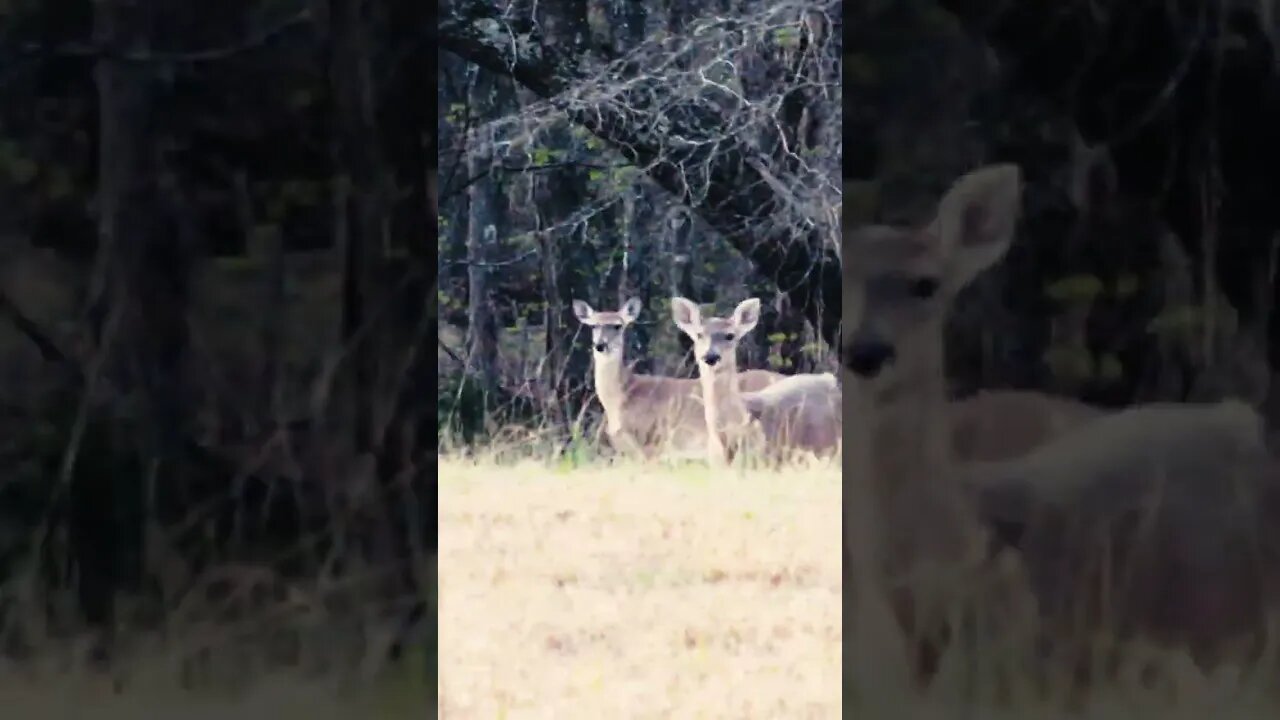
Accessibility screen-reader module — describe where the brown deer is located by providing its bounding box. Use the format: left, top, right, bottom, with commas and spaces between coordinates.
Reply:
947, 390, 1105, 462
963, 397, 1280, 675
669, 296, 841, 464
843, 163, 1035, 686
843, 162, 1280, 689
739, 372, 842, 461
572, 297, 783, 458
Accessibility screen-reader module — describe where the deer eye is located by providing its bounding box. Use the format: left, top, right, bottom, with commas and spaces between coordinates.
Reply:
910, 277, 940, 299
724, 333, 735, 341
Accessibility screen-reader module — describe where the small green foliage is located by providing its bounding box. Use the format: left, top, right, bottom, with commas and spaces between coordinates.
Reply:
1043, 345, 1094, 382
1045, 274, 1104, 303
1148, 304, 1206, 336
445, 102, 467, 125
531, 146, 555, 165
1097, 353, 1123, 382
1113, 273, 1140, 298
772, 26, 800, 48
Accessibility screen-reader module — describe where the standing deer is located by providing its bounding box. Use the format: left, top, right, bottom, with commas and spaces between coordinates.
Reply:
669, 296, 842, 464
843, 162, 1280, 690
572, 297, 783, 458
843, 163, 1034, 685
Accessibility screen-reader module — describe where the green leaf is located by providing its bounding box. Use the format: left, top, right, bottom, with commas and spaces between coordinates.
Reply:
772, 26, 800, 48
1045, 274, 1104, 303
1147, 304, 1205, 335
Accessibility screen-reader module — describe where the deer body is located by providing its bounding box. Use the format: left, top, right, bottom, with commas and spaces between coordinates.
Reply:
948, 390, 1105, 462
740, 372, 842, 459
843, 164, 1057, 684
963, 398, 1280, 669
574, 298, 783, 458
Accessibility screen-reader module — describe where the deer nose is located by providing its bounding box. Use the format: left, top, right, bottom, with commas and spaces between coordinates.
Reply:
594, 342, 609, 353
846, 340, 895, 377
703, 351, 721, 366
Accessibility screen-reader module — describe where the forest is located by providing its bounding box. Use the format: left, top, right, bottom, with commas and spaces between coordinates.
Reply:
437, 0, 841, 450
0, 0, 430, 709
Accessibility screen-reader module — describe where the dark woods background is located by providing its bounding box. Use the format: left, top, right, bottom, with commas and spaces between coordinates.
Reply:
851, 1, 1280, 418
0, 0, 430, 681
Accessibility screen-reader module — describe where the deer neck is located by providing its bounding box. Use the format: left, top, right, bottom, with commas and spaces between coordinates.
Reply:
870, 335, 979, 568
700, 360, 748, 432
592, 354, 630, 434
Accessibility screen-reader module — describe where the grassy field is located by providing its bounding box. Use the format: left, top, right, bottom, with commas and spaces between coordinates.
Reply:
437, 451, 1280, 719
437, 455, 842, 718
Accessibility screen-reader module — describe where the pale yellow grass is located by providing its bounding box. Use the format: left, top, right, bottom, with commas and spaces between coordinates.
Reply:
438, 457, 841, 718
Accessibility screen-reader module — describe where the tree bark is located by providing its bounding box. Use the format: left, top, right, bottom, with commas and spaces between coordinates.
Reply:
85, 0, 188, 663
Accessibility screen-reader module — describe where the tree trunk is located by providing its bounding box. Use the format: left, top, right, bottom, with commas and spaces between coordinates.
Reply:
84, 0, 188, 664
464, 71, 506, 402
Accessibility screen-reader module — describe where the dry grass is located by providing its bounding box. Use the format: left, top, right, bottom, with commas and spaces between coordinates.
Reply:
437, 455, 841, 718
0, 673, 424, 720
438, 448, 1280, 719
0, 643, 429, 719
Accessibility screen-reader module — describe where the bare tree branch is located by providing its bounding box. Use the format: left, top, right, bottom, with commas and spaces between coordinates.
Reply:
437, 0, 842, 347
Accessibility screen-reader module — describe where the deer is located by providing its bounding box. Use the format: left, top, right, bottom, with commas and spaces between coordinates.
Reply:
842, 163, 1041, 687
842, 162, 1280, 691
962, 397, 1280, 676
572, 297, 784, 459
947, 389, 1105, 462
668, 296, 842, 465
739, 372, 842, 461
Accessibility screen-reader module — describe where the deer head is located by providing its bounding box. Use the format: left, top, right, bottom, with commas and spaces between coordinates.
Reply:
572, 297, 643, 362
670, 297, 761, 376
843, 164, 1023, 396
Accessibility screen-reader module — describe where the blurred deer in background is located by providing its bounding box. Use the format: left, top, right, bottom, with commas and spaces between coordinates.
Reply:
843, 162, 1280, 691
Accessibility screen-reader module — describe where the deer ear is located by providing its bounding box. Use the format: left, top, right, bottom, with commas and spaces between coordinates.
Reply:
733, 298, 761, 335
670, 296, 701, 336
572, 300, 596, 325
933, 163, 1022, 291
620, 297, 643, 324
